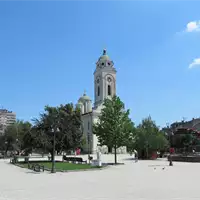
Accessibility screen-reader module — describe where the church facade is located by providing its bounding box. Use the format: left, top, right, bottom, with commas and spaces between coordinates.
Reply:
76, 50, 126, 154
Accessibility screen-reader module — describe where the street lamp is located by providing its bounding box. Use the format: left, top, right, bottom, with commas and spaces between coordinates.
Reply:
87, 132, 91, 163
169, 131, 174, 166
4, 141, 8, 158
87, 112, 92, 163
51, 128, 56, 173
16, 138, 21, 155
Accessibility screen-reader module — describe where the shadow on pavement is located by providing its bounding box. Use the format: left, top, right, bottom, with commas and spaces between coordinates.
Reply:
25, 171, 41, 174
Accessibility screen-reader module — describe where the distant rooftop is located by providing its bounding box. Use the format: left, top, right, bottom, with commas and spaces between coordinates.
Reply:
0, 109, 14, 113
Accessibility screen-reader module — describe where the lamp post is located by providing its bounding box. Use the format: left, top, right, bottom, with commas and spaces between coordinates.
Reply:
4, 141, 8, 158
16, 138, 20, 155
87, 132, 91, 163
87, 112, 92, 163
169, 152, 173, 166
51, 128, 56, 173
169, 131, 174, 166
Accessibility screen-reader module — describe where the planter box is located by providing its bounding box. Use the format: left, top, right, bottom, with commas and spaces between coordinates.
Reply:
169, 154, 200, 162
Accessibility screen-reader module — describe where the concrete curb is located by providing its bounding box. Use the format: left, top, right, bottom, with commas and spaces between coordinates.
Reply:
45, 165, 109, 173
11, 163, 109, 173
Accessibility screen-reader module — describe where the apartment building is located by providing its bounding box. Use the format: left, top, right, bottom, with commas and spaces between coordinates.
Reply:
0, 109, 16, 135
162, 118, 200, 136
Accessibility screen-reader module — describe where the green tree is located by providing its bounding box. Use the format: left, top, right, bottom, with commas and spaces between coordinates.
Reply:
172, 129, 200, 152
32, 104, 83, 158
58, 104, 83, 152
132, 116, 168, 159
1, 120, 32, 155
93, 96, 134, 164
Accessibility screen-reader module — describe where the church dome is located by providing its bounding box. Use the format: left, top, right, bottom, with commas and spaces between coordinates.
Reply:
98, 49, 110, 61
76, 101, 83, 109
77, 101, 83, 105
96, 49, 114, 70
78, 91, 91, 102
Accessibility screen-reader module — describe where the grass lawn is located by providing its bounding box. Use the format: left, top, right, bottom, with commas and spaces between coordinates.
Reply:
19, 162, 101, 171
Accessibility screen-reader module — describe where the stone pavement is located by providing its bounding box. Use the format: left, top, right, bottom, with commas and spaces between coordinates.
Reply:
0, 154, 200, 200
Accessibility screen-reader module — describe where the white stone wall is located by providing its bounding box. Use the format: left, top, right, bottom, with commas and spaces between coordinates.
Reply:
112, 146, 127, 154
92, 114, 100, 153
81, 113, 93, 153
80, 110, 102, 154
96, 146, 127, 154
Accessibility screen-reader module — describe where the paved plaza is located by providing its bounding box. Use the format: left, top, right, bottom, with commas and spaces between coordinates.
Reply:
0, 154, 200, 200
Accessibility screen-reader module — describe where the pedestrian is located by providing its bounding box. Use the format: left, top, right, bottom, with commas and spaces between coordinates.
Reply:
134, 149, 138, 162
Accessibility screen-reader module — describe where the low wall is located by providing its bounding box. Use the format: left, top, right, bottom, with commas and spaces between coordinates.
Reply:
169, 154, 200, 162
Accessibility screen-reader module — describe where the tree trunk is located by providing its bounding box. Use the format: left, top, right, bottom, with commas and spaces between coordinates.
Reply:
5, 144, 9, 157
51, 150, 53, 162
108, 146, 112, 153
5, 147, 7, 155
114, 146, 117, 164
146, 147, 149, 159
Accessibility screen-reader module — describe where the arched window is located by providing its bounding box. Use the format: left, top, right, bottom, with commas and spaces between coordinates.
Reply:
108, 85, 111, 96
98, 86, 100, 96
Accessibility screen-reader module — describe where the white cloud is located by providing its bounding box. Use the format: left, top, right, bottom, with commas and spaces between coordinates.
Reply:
185, 21, 200, 32
189, 58, 200, 69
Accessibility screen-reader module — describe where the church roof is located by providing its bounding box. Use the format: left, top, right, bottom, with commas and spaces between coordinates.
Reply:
98, 49, 110, 61
78, 91, 91, 102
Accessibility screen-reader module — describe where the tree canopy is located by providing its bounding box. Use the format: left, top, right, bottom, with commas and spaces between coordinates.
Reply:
32, 104, 83, 156
93, 96, 134, 163
128, 116, 169, 158
0, 120, 32, 154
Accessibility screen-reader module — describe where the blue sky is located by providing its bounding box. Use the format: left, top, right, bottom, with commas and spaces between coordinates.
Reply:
1, 1, 200, 127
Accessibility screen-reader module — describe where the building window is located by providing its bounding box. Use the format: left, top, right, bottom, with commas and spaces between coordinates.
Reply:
98, 86, 100, 96
108, 85, 111, 96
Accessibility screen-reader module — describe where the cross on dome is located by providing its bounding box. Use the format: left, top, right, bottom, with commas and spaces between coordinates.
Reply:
83, 89, 86, 96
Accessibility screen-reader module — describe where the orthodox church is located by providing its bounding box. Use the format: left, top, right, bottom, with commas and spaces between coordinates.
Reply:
76, 49, 126, 154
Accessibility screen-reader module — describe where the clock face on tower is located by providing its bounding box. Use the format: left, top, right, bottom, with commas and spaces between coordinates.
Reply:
107, 77, 112, 82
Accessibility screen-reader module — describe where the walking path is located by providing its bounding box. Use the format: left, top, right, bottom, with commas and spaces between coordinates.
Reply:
0, 154, 200, 200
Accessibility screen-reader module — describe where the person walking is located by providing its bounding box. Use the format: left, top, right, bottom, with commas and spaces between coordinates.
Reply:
134, 149, 138, 162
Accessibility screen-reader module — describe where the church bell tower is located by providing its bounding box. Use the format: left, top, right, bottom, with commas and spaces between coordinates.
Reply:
94, 49, 117, 108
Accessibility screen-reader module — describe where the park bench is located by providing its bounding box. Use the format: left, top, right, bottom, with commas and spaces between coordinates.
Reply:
0, 153, 4, 159
28, 163, 45, 172
10, 156, 20, 164
48, 155, 51, 161
62, 155, 87, 164
10, 156, 30, 164
10, 157, 15, 163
